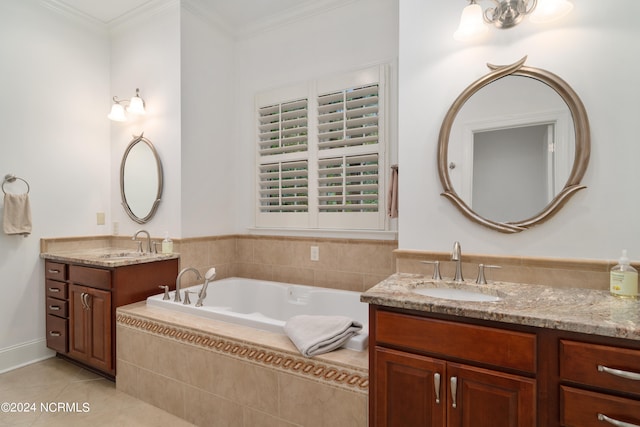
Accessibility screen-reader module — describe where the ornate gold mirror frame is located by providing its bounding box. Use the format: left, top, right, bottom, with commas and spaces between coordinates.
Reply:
437, 56, 590, 233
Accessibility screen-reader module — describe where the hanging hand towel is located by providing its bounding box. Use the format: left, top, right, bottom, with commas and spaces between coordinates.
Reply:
284, 315, 362, 357
3, 193, 32, 236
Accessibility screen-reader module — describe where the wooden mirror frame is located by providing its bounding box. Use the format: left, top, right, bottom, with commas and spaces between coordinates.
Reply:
437, 56, 590, 233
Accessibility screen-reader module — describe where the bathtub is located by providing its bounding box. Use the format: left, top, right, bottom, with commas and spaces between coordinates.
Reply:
146, 277, 369, 351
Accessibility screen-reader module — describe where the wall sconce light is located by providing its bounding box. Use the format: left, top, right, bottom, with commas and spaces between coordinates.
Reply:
108, 88, 146, 121
454, 0, 574, 41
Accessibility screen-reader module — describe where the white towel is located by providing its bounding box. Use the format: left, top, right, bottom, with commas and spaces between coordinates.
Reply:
284, 315, 362, 357
3, 193, 32, 236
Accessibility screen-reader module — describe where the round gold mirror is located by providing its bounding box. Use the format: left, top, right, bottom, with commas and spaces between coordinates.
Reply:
437, 57, 590, 233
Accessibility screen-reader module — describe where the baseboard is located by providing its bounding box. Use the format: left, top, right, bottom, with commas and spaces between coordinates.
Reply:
0, 339, 55, 374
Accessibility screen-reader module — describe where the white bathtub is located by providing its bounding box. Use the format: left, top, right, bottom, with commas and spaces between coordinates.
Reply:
146, 277, 369, 351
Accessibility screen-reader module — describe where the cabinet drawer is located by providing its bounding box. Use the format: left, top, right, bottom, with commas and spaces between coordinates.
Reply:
560, 340, 640, 396
45, 261, 67, 281
561, 386, 640, 427
375, 310, 536, 373
69, 265, 111, 290
46, 297, 68, 318
45, 279, 68, 299
46, 314, 68, 354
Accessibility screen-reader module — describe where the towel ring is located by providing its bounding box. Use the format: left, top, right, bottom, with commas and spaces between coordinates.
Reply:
2, 174, 30, 195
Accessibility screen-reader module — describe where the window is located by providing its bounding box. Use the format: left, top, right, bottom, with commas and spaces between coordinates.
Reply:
256, 65, 389, 230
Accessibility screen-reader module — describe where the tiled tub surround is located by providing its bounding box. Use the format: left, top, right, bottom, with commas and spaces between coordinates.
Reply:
42, 235, 398, 292
116, 302, 368, 427
361, 273, 640, 340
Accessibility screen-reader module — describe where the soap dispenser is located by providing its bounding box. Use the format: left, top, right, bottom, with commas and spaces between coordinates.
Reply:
161, 232, 173, 254
610, 250, 638, 298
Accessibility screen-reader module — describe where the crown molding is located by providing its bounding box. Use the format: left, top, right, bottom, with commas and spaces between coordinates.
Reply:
108, 0, 179, 33
236, 0, 361, 40
38, 0, 107, 32
181, 0, 234, 38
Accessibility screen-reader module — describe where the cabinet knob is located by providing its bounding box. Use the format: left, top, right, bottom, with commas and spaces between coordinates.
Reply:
48, 287, 60, 293
48, 305, 60, 311
49, 331, 61, 337
434, 373, 441, 404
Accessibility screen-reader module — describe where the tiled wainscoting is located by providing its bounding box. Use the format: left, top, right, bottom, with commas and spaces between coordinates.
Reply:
395, 249, 628, 291
41, 234, 399, 292
116, 303, 368, 427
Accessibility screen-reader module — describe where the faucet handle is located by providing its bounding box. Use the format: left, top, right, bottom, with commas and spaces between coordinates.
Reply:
475, 264, 502, 284
158, 285, 170, 300
151, 241, 161, 254
135, 240, 143, 254
420, 260, 442, 280
183, 290, 196, 305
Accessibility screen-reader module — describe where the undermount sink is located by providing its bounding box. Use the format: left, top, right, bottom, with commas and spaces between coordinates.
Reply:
98, 252, 145, 260
412, 286, 502, 302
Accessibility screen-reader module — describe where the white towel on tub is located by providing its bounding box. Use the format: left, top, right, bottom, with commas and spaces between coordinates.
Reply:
284, 315, 363, 358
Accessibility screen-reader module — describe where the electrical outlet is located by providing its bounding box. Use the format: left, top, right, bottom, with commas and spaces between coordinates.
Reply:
310, 246, 319, 261
96, 212, 105, 225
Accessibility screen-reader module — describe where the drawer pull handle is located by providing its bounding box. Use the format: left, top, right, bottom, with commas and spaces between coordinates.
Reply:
49, 331, 61, 337
48, 287, 60, 292
48, 269, 60, 274
598, 413, 640, 427
434, 373, 441, 404
450, 376, 458, 409
598, 364, 640, 381
48, 305, 60, 311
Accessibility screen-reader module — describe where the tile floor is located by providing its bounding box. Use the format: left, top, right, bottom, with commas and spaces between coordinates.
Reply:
0, 357, 195, 427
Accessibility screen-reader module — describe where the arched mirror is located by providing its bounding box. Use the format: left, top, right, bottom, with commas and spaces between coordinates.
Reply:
120, 133, 163, 224
438, 57, 590, 233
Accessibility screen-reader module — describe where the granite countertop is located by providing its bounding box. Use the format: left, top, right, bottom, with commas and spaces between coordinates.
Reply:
41, 248, 179, 268
361, 273, 640, 341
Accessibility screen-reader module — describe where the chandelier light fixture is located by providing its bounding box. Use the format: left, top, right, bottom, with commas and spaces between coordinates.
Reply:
108, 88, 146, 122
454, 0, 574, 41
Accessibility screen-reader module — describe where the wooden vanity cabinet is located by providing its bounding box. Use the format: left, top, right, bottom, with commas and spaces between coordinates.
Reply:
371, 308, 536, 427
45, 261, 69, 353
44, 258, 178, 377
559, 340, 640, 427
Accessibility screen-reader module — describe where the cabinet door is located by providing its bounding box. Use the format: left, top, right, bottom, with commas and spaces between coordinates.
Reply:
68, 284, 112, 373
447, 363, 536, 427
374, 347, 446, 427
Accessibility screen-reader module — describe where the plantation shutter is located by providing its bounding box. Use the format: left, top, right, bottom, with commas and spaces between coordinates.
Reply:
255, 64, 388, 230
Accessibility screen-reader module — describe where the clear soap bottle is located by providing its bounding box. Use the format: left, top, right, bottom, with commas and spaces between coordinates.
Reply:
610, 250, 638, 298
161, 232, 173, 254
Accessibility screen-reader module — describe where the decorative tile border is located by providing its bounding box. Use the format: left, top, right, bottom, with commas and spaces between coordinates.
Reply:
116, 313, 369, 394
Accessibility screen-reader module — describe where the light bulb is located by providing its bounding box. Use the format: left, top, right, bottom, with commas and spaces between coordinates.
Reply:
107, 103, 127, 122
454, 3, 489, 41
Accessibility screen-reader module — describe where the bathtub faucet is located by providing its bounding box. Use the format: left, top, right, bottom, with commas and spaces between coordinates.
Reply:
175, 267, 202, 303
196, 268, 217, 307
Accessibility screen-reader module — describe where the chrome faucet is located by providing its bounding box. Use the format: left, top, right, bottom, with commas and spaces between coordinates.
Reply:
196, 268, 217, 307
132, 229, 151, 254
452, 241, 464, 282
175, 267, 202, 303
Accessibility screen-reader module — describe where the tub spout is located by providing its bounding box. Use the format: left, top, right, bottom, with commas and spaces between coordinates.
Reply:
196, 268, 217, 307
175, 267, 202, 303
